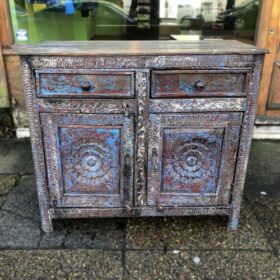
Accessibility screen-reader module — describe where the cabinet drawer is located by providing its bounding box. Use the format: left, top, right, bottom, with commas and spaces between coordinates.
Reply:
151, 70, 248, 98
36, 70, 135, 98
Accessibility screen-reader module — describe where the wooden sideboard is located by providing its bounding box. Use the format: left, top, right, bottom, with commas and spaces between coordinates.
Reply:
15, 41, 265, 232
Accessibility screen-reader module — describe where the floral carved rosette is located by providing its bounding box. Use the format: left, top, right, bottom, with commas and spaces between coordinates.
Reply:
65, 140, 115, 192
163, 134, 222, 193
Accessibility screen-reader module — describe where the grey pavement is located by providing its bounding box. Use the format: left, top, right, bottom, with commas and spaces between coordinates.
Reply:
0, 138, 280, 279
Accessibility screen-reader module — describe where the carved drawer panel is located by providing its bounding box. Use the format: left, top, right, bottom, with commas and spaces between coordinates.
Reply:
40, 113, 134, 208
147, 112, 242, 207
151, 70, 249, 98
36, 70, 135, 98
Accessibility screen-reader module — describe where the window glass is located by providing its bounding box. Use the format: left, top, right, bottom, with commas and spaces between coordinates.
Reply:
9, 0, 259, 44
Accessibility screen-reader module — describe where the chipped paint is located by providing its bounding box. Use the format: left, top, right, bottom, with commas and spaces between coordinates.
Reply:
19, 46, 264, 232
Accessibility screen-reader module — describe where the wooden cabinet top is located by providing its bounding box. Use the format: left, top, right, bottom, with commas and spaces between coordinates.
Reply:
9, 40, 266, 56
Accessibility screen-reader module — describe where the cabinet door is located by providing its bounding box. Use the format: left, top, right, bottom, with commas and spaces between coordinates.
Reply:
147, 113, 242, 207
40, 113, 134, 208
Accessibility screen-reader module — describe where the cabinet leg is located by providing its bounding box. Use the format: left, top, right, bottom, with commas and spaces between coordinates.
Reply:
228, 208, 240, 230
40, 211, 54, 233
228, 217, 239, 230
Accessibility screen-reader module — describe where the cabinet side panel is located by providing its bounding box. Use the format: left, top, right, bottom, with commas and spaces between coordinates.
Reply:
229, 55, 265, 230
20, 57, 53, 232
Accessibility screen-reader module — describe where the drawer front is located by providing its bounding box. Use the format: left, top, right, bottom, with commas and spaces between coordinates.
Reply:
36, 70, 135, 98
151, 70, 248, 98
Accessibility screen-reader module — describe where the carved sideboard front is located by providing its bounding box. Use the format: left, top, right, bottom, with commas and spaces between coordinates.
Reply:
16, 41, 265, 232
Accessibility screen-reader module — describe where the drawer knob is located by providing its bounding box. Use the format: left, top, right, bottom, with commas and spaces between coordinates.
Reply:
194, 81, 206, 91
80, 81, 91, 91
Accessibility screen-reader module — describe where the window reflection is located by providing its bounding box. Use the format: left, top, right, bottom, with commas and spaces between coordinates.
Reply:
9, 0, 259, 43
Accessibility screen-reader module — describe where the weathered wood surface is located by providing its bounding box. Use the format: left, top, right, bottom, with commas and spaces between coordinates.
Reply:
29, 55, 256, 69
3, 55, 27, 127
36, 69, 135, 98
255, 0, 280, 116
149, 98, 246, 113
21, 57, 53, 232
18, 42, 265, 232
0, 45, 9, 107
135, 71, 149, 208
268, 61, 280, 109
41, 113, 134, 209
50, 206, 231, 219
147, 113, 242, 207
11, 40, 266, 55
228, 55, 264, 230
0, 0, 14, 46
151, 70, 248, 98
37, 99, 136, 114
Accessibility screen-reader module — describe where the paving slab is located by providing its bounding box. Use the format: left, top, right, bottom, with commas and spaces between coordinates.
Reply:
126, 203, 270, 251
2, 175, 40, 222
252, 196, 280, 256
0, 174, 18, 195
39, 218, 126, 250
62, 218, 125, 250
59, 250, 122, 279
39, 221, 67, 249
125, 250, 280, 280
0, 173, 125, 250
0, 195, 7, 208
247, 140, 280, 176
245, 173, 280, 201
0, 138, 34, 174
0, 249, 122, 280
0, 210, 41, 249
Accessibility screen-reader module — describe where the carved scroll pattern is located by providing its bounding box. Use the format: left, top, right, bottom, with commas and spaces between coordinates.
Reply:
37, 99, 136, 114
135, 72, 148, 207
30, 55, 255, 70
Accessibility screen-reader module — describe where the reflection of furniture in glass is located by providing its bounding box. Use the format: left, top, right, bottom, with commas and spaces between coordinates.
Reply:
11, 0, 161, 42
16, 40, 265, 232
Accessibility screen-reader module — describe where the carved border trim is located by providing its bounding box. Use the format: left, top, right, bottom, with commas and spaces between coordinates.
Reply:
135, 71, 149, 207
229, 54, 265, 229
50, 206, 230, 219
21, 57, 53, 232
29, 55, 255, 70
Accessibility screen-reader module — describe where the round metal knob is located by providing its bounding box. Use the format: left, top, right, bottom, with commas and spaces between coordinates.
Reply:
80, 81, 91, 91
194, 81, 206, 91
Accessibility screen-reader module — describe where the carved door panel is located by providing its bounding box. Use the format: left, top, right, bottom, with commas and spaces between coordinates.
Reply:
147, 113, 242, 207
40, 113, 134, 208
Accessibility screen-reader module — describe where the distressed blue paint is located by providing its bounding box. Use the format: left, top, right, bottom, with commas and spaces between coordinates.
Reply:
104, 129, 120, 146
38, 73, 132, 97
179, 80, 195, 93
161, 128, 223, 194
59, 126, 121, 195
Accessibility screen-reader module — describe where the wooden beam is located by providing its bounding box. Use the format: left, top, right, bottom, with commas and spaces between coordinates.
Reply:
0, 0, 14, 46
255, 0, 280, 115
0, 44, 10, 108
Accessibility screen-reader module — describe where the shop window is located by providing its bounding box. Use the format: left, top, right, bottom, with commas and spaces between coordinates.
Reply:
9, 0, 259, 44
